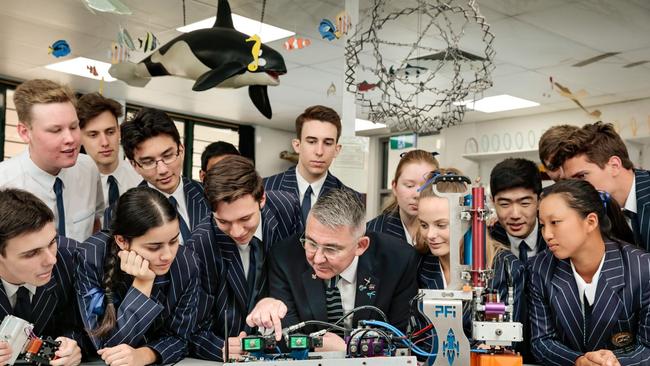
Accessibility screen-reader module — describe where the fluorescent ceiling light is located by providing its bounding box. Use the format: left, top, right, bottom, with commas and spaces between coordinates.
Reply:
355, 118, 387, 132
454, 94, 539, 113
177, 14, 294, 43
45, 57, 116, 82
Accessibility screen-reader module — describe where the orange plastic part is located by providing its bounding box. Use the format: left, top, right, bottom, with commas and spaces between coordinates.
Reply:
470, 352, 523, 366
26, 338, 43, 354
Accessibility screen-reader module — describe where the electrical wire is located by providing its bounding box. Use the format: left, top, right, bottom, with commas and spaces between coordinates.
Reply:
360, 320, 438, 357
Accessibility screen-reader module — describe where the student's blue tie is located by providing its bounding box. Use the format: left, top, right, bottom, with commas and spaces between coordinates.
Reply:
168, 196, 191, 242
107, 175, 120, 208
246, 237, 261, 305
53, 177, 65, 236
518, 240, 528, 263
301, 185, 313, 224
13, 286, 32, 323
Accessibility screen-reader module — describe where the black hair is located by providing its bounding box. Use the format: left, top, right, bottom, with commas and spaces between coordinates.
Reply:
490, 158, 542, 198
91, 186, 178, 338
200, 141, 240, 171
541, 179, 634, 243
120, 108, 181, 161
0, 189, 54, 256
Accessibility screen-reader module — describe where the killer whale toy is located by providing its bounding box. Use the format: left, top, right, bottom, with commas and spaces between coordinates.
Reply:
109, 0, 287, 119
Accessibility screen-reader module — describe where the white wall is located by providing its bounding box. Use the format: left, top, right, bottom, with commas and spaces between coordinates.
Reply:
254, 126, 295, 178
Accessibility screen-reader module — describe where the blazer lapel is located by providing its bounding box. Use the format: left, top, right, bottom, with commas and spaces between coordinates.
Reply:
31, 279, 59, 333
301, 269, 327, 322
0, 286, 12, 319
536, 223, 547, 252
353, 256, 380, 325
282, 167, 300, 198
635, 170, 650, 250
587, 243, 625, 350
220, 235, 249, 312
321, 171, 339, 197
550, 259, 585, 350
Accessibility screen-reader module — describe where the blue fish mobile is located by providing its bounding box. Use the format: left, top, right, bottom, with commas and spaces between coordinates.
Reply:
49, 40, 71, 58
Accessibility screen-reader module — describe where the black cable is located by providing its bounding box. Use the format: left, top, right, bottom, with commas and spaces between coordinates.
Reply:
332, 305, 388, 327
292, 320, 347, 333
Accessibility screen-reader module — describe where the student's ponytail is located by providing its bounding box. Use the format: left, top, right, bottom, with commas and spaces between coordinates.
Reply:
89, 238, 120, 338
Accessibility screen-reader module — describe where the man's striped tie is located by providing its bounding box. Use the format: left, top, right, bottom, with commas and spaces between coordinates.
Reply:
326, 276, 344, 325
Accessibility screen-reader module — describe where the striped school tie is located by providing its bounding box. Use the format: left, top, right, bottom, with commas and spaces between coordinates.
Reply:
326, 276, 344, 325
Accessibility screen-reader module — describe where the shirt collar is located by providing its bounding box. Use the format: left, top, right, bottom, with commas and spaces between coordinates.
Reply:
295, 168, 327, 201
2, 279, 37, 298
506, 219, 538, 250
22, 149, 60, 188
235, 212, 264, 248
570, 252, 606, 306
149, 177, 185, 200
624, 174, 637, 214
339, 255, 359, 284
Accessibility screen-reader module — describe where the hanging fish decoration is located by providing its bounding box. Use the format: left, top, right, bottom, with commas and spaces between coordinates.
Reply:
357, 80, 380, 92
48, 40, 71, 58
334, 11, 351, 39
110, 41, 130, 64
138, 32, 159, 52
82, 0, 132, 15
319, 19, 337, 41
117, 25, 135, 51
284, 36, 311, 51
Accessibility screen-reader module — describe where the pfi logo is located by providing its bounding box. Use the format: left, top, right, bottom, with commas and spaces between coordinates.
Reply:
434, 305, 456, 318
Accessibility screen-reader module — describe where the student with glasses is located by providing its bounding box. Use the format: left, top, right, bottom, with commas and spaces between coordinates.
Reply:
104, 108, 211, 244
367, 149, 439, 245
246, 188, 418, 352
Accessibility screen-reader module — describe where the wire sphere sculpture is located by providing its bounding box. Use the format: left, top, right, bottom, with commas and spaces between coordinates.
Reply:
345, 0, 496, 133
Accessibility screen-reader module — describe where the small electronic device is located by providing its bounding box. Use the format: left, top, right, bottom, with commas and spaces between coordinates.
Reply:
0, 315, 60, 365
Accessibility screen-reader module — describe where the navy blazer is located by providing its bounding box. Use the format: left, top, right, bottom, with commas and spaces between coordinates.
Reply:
75, 232, 200, 364
103, 177, 211, 232
529, 240, 650, 365
0, 237, 87, 349
366, 211, 408, 242
263, 166, 360, 227
187, 190, 301, 361
417, 250, 524, 329
269, 231, 418, 333
632, 169, 650, 251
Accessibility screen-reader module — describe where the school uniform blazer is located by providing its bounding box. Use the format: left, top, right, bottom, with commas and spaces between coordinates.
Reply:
489, 222, 548, 257
366, 211, 407, 242
187, 190, 301, 361
102, 177, 211, 231
529, 240, 650, 365
269, 231, 419, 334
263, 166, 360, 228
0, 237, 87, 347
417, 250, 524, 329
633, 169, 650, 251
74, 231, 200, 364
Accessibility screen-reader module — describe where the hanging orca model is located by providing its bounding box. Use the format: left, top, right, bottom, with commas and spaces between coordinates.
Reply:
109, 0, 287, 119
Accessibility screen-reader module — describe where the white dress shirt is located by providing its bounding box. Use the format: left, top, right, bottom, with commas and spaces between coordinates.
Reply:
337, 256, 359, 329
237, 221, 264, 279
296, 169, 327, 207
571, 253, 606, 308
100, 159, 141, 205
1, 280, 36, 308
623, 175, 637, 230
507, 219, 539, 259
0, 150, 104, 242
150, 178, 190, 244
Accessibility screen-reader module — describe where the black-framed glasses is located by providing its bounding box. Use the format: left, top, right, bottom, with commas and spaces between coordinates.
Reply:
135, 149, 180, 170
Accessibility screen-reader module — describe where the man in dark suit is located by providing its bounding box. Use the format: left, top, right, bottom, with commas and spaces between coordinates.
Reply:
0, 188, 85, 366
555, 121, 650, 251
188, 156, 301, 361
105, 108, 211, 243
264, 105, 359, 227
247, 188, 418, 352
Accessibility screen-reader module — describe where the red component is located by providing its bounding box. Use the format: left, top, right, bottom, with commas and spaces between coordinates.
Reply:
26, 338, 43, 354
471, 186, 485, 286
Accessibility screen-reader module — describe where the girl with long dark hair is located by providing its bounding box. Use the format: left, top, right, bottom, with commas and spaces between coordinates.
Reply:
75, 187, 199, 365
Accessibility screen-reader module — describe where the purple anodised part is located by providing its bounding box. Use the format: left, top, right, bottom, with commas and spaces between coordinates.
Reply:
484, 302, 506, 314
